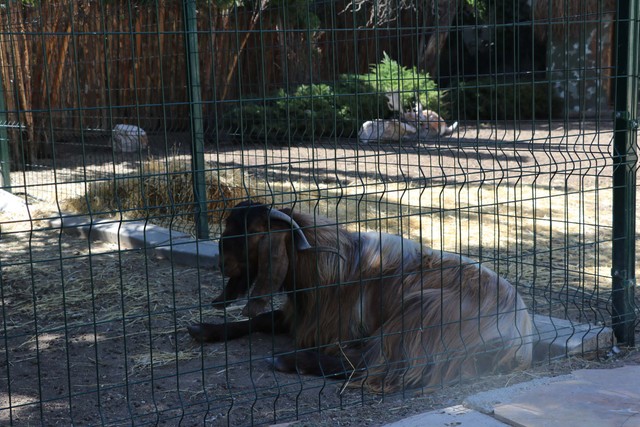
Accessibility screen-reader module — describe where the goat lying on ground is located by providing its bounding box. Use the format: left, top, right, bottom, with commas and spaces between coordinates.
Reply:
189, 201, 533, 393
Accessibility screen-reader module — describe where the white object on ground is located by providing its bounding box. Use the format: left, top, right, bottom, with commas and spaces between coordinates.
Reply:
113, 124, 148, 153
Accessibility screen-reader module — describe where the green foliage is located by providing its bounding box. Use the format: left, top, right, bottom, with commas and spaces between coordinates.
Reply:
362, 52, 442, 112
225, 53, 442, 141
334, 75, 394, 122
276, 84, 341, 138
463, 0, 489, 21
444, 79, 564, 121
227, 81, 388, 139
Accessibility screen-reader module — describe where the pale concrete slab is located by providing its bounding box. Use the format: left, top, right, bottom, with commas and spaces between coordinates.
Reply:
532, 314, 614, 361
104, 220, 191, 248
49, 214, 92, 232
464, 374, 574, 415
53, 215, 192, 248
384, 405, 507, 427
465, 366, 640, 427
52, 214, 219, 269
0, 188, 30, 217
154, 239, 219, 269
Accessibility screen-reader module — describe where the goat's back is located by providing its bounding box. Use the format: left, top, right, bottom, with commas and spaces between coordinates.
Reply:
354, 245, 533, 392
278, 224, 532, 392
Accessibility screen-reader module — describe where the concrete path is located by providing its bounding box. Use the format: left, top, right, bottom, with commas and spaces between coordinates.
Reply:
386, 365, 640, 427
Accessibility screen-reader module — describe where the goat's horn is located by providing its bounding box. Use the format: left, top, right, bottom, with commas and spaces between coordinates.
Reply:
268, 209, 345, 260
268, 209, 313, 251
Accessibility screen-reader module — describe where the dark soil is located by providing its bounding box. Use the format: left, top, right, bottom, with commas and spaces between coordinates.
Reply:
2, 122, 638, 426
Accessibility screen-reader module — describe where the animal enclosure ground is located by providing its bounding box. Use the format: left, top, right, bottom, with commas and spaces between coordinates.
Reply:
2, 122, 639, 425
1, 217, 638, 426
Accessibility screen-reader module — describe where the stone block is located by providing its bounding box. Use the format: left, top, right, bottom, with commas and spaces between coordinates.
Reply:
532, 314, 613, 361
384, 405, 506, 427
154, 239, 219, 269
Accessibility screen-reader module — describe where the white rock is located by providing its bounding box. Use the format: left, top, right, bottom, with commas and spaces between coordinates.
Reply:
113, 124, 148, 153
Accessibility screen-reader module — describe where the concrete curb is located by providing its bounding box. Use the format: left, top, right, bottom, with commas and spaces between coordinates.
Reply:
0, 189, 31, 218
49, 214, 219, 269
531, 314, 613, 361
155, 238, 219, 268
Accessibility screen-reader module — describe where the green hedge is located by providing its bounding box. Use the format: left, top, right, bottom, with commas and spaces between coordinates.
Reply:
224, 53, 443, 141
444, 79, 563, 121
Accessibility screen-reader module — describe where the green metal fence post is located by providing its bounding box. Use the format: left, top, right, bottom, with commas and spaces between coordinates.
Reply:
0, 71, 10, 190
183, 0, 209, 240
612, 0, 639, 346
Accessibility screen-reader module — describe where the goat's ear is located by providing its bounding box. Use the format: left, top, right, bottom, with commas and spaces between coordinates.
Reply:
242, 230, 290, 317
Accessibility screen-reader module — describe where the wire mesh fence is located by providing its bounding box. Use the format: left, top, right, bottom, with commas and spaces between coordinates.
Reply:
0, 0, 638, 425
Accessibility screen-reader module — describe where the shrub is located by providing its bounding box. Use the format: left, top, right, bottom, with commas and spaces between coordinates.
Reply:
444, 78, 564, 121
361, 51, 443, 113
226, 81, 388, 140
224, 54, 442, 141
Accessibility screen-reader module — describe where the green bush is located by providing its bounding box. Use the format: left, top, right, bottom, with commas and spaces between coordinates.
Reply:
444, 78, 564, 121
361, 52, 442, 113
224, 53, 442, 141
226, 81, 388, 140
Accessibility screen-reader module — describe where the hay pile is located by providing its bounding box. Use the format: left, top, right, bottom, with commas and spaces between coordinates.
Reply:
64, 159, 260, 236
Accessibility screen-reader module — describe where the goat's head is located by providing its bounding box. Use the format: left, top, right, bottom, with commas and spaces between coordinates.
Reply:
217, 201, 313, 316
219, 201, 312, 275
218, 201, 263, 279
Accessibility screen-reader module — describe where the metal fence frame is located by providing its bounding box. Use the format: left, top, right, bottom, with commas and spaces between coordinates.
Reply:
612, 0, 639, 345
0, 0, 638, 425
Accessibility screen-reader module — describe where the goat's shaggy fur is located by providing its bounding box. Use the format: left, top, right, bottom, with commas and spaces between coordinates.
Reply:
190, 201, 533, 393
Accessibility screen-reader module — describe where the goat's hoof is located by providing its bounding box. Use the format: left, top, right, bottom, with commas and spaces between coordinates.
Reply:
212, 290, 241, 307
241, 304, 261, 318
188, 323, 225, 342
242, 299, 268, 318
267, 354, 305, 374
266, 356, 289, 372
187, 324, 207, 342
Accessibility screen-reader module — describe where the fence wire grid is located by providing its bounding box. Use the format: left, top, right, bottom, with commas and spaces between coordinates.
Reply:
0, 0, 638, 426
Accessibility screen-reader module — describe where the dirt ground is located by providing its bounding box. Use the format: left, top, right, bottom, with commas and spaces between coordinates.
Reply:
1, 122, 639, 426
1, 222, 638, 427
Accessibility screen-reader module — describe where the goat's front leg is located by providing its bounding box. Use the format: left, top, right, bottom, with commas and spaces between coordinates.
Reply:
188, 310, 288, 343
212, 275, 250, 307
269, 348, 363, 379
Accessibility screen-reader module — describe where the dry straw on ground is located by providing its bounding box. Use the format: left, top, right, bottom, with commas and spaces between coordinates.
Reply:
1, 141, 628, 426
53, 157, 614, 326
6, 152, 615, 326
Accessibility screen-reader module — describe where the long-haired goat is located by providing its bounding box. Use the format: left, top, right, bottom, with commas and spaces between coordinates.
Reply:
189, 201, 533, 393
